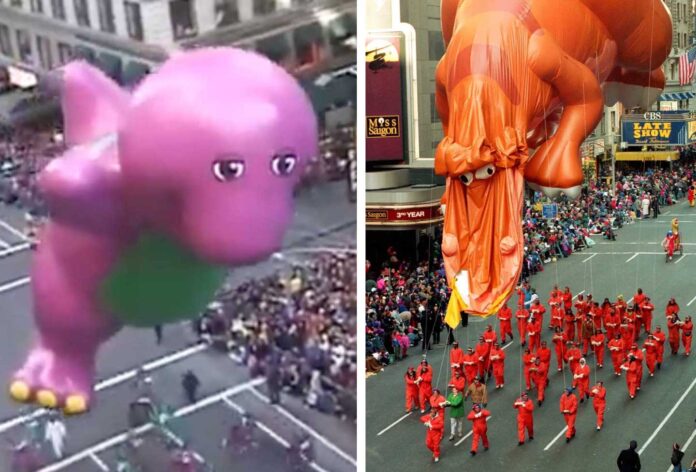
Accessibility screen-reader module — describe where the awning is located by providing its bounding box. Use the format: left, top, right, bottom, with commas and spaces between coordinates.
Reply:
615, 151, 680, 161
658, 92, 696, 101
121, 61, 150, 87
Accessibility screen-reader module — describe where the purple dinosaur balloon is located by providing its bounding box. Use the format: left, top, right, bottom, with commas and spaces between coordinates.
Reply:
9, 48, 318, 414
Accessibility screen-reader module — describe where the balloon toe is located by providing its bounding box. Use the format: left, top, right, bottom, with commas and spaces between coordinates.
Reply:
9, 381, 31, 402
64, 395, 88, 415
36, 389, 58, 408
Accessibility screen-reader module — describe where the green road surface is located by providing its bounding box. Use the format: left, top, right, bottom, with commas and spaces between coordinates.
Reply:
367, 201, 696, 472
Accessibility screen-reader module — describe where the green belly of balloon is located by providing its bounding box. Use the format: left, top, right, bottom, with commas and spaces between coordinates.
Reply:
99, 233, 227, 327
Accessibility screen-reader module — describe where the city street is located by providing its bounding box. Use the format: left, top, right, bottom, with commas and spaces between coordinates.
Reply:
0, 180, 356, 472
367, 200, 696, 472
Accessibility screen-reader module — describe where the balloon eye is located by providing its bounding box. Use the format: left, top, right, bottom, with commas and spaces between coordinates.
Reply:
212, 159, 245, 182
459, 172, 474, 186
271, 153, 297, 176
475, 164, 496, 180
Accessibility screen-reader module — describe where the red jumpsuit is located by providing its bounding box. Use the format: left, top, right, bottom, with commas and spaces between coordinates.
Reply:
416, 366, 433, 410
621, 360, 640, 398
527, 317, 542, 352
562, 290, 573, 311
522, 352, 534, 390
653, 330, 666, 365
516, 308, 529, 344
590, 305, 603, 332
513, 397, 534, 443
475, 341, 491, 378
404, 373, 419, 411
462, 352, 478, 384
565, 346, 582, 375
604, 312, 620, 341
430, 393, 447, 417
689, 187, 695, 206
489, 346, 506, 387
560, 393, 578, 439
467, 408, 491, 453
550, 305, 564, 331
589, 385, 606, 429
564, 310, 576, 341
531, 361, 549, 404
641, 301, 654, 334
624, 311, 637, 342
608, 338, 624, 375
666, 303, 680, 320
630, 348, 644, 388
537, 346, 551, 367
615, 300, 627, 319
483, 330, 497, 350
573, 364, 590, 400
450, 374, 466, 393
643, 338, 658, 375
498, 306, 513, 341
530, 304, 546, 329
574, 311, 584, 343
552, 332, 567, 371
682, 320, 693, 355
574, 300, 588, 342
619, 321, 634, 350
668, 318, 681, 354
590, 333, 605, 367
450, 347, 465, 378
633, 293, 646, 312
421, 412, 444, 459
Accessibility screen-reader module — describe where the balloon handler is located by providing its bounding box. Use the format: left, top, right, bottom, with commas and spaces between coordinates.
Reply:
8, 48, 318, 414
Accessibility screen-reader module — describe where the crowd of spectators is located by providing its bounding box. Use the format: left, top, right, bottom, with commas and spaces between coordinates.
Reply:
197, 251, 357, 422
366, 163, 696, 374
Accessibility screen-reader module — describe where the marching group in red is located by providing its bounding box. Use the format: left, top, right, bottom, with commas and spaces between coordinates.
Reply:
407, 285, 693, 462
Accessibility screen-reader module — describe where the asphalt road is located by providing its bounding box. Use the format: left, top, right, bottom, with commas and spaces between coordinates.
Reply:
367, 199, 696, 472
0, 179, 356, 472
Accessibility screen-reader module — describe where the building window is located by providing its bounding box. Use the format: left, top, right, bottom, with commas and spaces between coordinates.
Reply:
51, 0, 65, 19
16, 29, 32, 64
327, 12, 356, 58
57, 42, 72, 64
430, 93, 439, 123
610, 111, 616, 133
253, 0, 274, 16
124, 1, 143, 40
0, 24, 12, 57
36, 35, 52, 68
671, 61, 677, 80
30, 0, 43, 13
293, 22, 325, 69
214, 0, 239, 27
428, 30, 445, 61
73, 0, 90, 27
97, 0, 115, 32
169, 0, 197, 39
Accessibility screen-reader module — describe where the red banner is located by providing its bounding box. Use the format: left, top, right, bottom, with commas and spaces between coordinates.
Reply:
366, 203, 443, 225
366, 32, 404, 162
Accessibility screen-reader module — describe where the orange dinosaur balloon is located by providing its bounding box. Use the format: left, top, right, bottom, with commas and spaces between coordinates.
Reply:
437, 0, 671, 321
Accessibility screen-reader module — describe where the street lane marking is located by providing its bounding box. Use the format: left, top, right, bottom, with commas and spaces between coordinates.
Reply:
89, 452, 109, 471
0, 218, 28, 240
675, 255, 687, 264
377, 412, 411, 436
0, 275, 30, 294
222, 396, 329, 472
665, 428, 696, 472
626, 253, 639, 262
0, 242, 30, 257
0, 238, 10, 249
573, 290, 585, 301
454, 416, 492, 446
0, 343, 210, 434
582, 254, 597, 263
638, 375, 696, 455
39, 378, 265, 471
544, 426, 568, 451
688, 295, 696, 307
248, 387, 357, 466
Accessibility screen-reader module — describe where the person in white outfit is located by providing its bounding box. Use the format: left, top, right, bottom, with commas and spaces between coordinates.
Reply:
44, 415, 67, 459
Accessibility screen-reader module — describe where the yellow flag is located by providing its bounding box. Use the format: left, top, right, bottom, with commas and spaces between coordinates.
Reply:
445, 286, 467, 328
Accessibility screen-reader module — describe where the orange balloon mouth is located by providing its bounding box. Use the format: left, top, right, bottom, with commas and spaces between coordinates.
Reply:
442, 167, 524, 316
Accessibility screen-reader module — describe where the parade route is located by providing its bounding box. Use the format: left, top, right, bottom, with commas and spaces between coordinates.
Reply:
367, 200, 696, 472
0, 180, 357, 471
